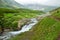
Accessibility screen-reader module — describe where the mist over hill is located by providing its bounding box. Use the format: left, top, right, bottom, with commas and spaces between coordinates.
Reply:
23, 4, 58, 12
0, 0, 23, 8
0, 0, 58, 12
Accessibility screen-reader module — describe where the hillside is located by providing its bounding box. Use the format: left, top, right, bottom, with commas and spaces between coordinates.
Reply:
0, 0, 57, 12
0, 8, 44, 33
0, 0, 23, 8
11, 8, 60, 40
24, 4, 57, 12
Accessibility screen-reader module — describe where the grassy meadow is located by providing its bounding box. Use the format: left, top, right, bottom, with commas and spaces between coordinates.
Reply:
0, 8, 44, 30
10, 8, 60, 40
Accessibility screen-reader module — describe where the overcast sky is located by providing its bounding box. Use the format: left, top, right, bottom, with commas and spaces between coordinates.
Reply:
15, 0, 60, 6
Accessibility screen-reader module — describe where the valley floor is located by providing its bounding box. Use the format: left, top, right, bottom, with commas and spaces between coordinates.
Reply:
11, 12, 60, 40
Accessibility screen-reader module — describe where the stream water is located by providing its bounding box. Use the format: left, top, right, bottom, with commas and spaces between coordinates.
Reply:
0, 13, 51, 40
0, 18, 38, 40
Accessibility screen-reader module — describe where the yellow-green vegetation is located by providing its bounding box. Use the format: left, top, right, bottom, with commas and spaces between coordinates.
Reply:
11, 8, 60, 40
0, 8, 19, 13
51, 7, 60, 17
1, 8, 44, 30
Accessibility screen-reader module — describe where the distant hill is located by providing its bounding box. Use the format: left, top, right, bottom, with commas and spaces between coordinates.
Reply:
24, 4, 58, 12
50, 7, 60, 12
0, 0, 23, 8
0, 0, 58, 11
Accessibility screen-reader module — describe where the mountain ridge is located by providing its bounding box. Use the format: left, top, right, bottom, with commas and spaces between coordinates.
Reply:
0, 0, 23, 8
24, 4, 58, 12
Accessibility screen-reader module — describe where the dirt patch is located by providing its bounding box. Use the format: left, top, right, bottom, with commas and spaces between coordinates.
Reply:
56, 36, 60, 40
55, 17, 60, 21
56, 33, 60, 40
50, 16, 60, 21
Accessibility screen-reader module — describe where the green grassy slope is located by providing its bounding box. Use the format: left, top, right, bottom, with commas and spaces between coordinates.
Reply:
11, 8, 60, 40
52, 8, 60, 17
0, 0, 23, 8
0, 8, 44, 30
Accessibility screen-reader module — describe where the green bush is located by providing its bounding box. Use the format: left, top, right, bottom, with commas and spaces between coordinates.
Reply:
1, 8, 44, 30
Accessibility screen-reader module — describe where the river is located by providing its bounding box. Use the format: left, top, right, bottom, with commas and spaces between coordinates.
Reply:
0, 13, 51, 40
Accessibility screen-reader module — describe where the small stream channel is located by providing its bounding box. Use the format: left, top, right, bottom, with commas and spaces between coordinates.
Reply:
0, 18, 38, 40
0, 13, 51, 40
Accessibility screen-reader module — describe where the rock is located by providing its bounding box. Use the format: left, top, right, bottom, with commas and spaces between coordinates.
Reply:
17, 18, 31, 30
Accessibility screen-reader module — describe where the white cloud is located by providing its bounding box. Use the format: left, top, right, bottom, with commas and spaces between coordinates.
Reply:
15, 0, 49, 4
15, 0, 60, 6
